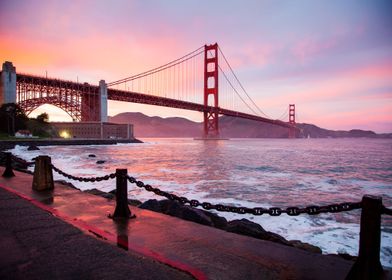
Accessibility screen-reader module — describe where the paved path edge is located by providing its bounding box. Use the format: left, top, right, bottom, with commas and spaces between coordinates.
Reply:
0, 183, 207, 280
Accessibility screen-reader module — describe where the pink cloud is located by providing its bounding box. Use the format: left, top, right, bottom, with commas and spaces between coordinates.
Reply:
307, 103, 392, 132
292, 37, 338, 64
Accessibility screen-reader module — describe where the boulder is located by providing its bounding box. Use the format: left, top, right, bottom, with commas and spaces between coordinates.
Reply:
203, 211, 228, 229
265, 231, 292, 246
139, 199, 215, 227
96, 160, 106, 164
54, 180, 78, 190
289, 240, 322, 254
226, 219, 292, 246
226, 219, 268, 239
84, 188, 114, 199
137, 199, 323, 254
158, 200, 182, 214
139, 199, 162, 212
181, 207, 213, 227
27, 145, 40, 151
127, 199, 142, 206
326, 253, 357, 261
88, 154, 96, 157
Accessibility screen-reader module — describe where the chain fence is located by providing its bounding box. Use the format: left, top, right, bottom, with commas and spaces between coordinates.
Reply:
2, 152, 391, 217
11, 154, 35, 166
126, 175, 365, 216
51, 164, 116, 182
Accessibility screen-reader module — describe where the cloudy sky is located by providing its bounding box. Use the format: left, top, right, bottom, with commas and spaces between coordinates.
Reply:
1, 0, 391, 132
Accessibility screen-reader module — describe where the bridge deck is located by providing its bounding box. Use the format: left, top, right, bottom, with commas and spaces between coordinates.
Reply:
108, 88, 294, 129
11, 72, 295, 130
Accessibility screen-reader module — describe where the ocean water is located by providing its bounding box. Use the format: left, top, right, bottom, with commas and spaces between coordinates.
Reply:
10, 138, 392, 267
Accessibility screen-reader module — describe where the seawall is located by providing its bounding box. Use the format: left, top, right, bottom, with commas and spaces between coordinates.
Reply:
0, 138, 143, 151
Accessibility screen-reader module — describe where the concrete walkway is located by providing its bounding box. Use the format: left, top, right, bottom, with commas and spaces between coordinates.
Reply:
0, 187, 193, 280
0, 168, 374, 279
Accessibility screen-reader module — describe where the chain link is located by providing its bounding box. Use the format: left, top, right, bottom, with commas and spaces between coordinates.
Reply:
51, 164, 115, 182
10, 155, 35, 166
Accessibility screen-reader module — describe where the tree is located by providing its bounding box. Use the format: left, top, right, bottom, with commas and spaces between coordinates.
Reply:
36, 112, 49, 123
0, 103, 28, 135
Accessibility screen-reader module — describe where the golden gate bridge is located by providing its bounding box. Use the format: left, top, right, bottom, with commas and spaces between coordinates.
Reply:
1, 43, 297, 138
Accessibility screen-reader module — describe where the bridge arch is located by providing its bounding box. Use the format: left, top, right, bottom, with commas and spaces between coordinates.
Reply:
18, 98, 81, 121
15, 73, 102, 122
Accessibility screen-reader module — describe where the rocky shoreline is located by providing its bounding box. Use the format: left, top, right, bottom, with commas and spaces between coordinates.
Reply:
1, 153, 357, 262
0, 138, 143, 151
80, 187, 357, 261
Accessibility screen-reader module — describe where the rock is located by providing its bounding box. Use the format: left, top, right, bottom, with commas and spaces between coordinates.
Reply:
96, 160, 106, 164
54, 180, 79, 190
289, 240, 322, 254
181, 207, 213, 226
155, 199, 181, 214
88, 154, 96, 158
128, 199, 142, 206
139, 199, 215, 227
265, 231, 292, 246
84, 188, 114, 199
326, 253, 357, 261
27, 145, 40, 151
203, 211, 228, 229
139, 199, 162, 212
226, 219, 268, 239
226, 219, 292, 246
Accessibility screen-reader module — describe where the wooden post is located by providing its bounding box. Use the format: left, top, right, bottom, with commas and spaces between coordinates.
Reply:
346, 195, 383, 280
32, 156, 54, 191
111, 169, 135, 219
2, 152, 15, 178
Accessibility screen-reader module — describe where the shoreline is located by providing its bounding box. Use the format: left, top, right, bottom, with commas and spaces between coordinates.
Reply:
0, 138, 143, 151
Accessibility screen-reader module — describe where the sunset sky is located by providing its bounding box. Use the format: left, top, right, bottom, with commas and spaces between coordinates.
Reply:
1, 0, 391, 132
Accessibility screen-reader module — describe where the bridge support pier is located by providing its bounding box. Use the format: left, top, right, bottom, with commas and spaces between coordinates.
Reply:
0, 61, 17, 105
99, 80, 108, 122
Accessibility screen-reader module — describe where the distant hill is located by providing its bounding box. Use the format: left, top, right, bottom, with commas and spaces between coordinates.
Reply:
109, 112, 392, 138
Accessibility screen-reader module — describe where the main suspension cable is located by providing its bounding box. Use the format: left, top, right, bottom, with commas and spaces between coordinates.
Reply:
108, 45, 204, 87
218, 46, 271, 118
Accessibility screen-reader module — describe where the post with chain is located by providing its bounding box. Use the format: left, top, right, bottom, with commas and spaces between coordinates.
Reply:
346, 195, 383, 280
32, 156, 54, 191
2, 152, 15, 178
111, 169, 135, 219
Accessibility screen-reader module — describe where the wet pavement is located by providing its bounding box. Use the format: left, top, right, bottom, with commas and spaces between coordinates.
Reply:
0, 167, 367, 279
0, 186, 194, 279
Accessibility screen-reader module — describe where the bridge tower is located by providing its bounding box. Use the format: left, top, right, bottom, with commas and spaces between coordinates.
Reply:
288, 104, 296, 138
0, 61, 17, 105
203, 43, 219, 138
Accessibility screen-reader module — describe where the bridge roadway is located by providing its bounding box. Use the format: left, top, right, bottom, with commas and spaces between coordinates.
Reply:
108, 88, 294, 129
0, 168, 361, 280
15, 73, 294, 129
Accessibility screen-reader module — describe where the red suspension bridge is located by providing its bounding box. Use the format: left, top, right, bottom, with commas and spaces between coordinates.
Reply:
0, 43, 297, 138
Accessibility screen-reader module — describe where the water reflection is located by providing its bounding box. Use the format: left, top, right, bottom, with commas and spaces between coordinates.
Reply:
196, 140, 229, 181
114, 219, 129, 251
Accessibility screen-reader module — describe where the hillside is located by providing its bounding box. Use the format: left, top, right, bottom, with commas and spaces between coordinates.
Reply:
109, 112, 391, 138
